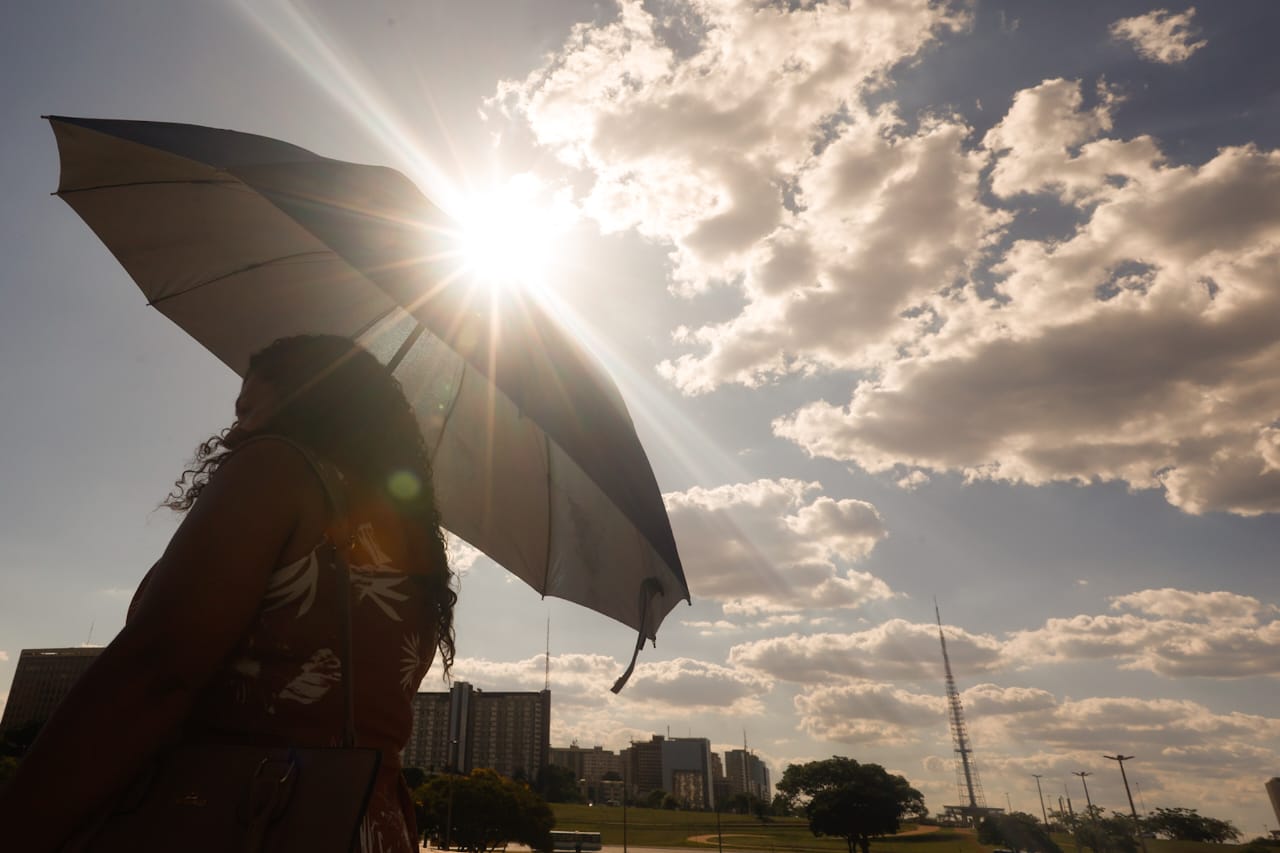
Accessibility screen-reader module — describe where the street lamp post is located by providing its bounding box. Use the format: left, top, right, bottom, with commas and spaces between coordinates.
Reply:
1072, 772, 1093, 812
1104, 754, 1148, 853
1033, 775, 1049, 828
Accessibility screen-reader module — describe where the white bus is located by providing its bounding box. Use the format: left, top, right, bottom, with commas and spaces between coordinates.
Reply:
549, 830, 603, 851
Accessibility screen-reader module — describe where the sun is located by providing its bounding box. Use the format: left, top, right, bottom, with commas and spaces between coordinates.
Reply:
457, 173, 575, 294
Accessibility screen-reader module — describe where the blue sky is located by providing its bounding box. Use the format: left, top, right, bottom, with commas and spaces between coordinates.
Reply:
2, 0, 1278, 835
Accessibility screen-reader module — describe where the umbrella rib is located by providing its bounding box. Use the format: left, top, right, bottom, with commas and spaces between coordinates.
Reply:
541, 433, 554, 599
146, 251, 335, 307
428, 362, 467, 466
56, 178, 239, 195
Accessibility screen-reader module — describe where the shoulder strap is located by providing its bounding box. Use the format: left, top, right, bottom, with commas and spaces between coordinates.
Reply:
230, 435, 359, 748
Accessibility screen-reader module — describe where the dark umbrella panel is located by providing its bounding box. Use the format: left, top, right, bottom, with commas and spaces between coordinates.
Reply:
48, 116, 689, 688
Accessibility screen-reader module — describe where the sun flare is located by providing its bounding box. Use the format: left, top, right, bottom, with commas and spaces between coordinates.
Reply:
457, 174, 575, 294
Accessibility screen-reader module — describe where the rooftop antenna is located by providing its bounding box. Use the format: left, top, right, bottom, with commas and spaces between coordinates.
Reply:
86, 620, 94, 646
544, 617, 551, 691
936, 600, 986, 813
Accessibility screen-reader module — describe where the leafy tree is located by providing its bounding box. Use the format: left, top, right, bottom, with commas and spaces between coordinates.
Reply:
978, 812, 1062, 853
644, 789, 668, 809
777, 756, 925, 853
1065, 808, 1138, 853
415, 768, 554, 852
1142, 807, 1240, 843
403, 766, 428, 790
536, 764, 583, 803
0, 720, 43, 758
0, 755, 18, 787
770, 793, 795, 817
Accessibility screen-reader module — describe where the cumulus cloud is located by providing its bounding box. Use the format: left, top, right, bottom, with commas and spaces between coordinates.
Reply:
496, 0, 987, 392
1004, 589, 1280, 677
1110, 7, 1207, 64
775, 79, 1280, 517
500, 2, 1280, 518
448, 652, 772, 731
729, 619, 1003, 682
664, 478, 892, 613
795, 681, 945, 745
791, 678, 1279, 781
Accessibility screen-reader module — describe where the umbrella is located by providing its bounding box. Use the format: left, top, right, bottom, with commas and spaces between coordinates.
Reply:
46, 115, 689, 690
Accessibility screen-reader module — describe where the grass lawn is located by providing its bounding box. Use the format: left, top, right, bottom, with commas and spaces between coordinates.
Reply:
549, 804, 982, 853
549, 806, 1256, 853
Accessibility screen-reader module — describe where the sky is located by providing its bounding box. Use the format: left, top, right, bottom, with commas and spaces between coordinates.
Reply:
2, 0, 1279, 836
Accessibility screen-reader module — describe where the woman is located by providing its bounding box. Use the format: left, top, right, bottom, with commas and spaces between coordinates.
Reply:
0, 335, 454, 853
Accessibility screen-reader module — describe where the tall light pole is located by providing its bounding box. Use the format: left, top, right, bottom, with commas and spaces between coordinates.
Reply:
1104, 754, 1148, 853
1072, 772, 1093, 812
1033, 775, 1049, 827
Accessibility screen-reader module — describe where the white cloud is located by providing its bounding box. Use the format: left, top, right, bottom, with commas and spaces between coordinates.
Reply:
1109, 587, 1273, 623
664, 479, 893, 613
729, 619, 1003, 682
775, 80, 1280, 517
795, 681, 945, 745
1004, 590, 1280, 677
1110, 7, 1207, 64
448, 652, 772, 736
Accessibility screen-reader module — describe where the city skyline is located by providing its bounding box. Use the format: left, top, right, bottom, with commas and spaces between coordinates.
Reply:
2, 0, 1277, 836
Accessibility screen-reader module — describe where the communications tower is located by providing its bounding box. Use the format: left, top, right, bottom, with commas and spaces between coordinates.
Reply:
936, 603, 999, 823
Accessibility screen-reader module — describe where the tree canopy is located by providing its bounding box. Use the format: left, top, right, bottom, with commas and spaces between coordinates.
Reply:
979, 812, 1063, 853
777, 757, 925, 853
414, 768, 554, 852
1142, 807, 1240, 843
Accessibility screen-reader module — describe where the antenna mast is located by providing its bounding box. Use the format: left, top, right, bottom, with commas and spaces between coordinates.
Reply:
544, 617, 550, 691
937, 602, 985, 811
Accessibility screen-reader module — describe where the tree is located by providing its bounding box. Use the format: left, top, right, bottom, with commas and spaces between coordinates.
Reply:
979, 812, 1062, 853
1062, 807, 1137, 853
644, 789, 668, 809
536, 764, 583, 803
1142, 807, 1240, 843
415, 768, 554, 852
777, 757, 925, 853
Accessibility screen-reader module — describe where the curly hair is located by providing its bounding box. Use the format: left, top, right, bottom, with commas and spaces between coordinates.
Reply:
166, 334, 455, 675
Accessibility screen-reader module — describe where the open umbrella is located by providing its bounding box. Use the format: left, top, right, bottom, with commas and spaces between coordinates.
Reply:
47, 115, 689, 690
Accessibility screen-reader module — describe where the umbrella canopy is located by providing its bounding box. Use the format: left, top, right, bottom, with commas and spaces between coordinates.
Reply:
47, 116, 689, 687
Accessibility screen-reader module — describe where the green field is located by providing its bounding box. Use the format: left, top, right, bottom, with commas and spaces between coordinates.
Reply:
548, 805, 1256, 853
550, 804, 979, 853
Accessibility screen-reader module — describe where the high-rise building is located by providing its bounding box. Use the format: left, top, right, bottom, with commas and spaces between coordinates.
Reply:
621, 736, 665, 797
1266, 778, 1280, 828
723, 748, 771, 801
0, 647, 102, 733
621, 735, 716, 809
403, 682, 550, 781
548, 743, 623, 786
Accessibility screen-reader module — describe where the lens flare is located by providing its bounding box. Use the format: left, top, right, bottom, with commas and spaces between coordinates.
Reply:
388, 470, 422, 500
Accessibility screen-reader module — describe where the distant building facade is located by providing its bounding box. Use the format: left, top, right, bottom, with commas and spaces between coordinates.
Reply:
403, 682, 550, 781
0, 647, 102, 733
620, 735, 716, 809
723, 748, 771, 802
548, 743, 623, 786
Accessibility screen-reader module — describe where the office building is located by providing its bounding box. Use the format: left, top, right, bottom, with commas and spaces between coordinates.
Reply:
548, 743, 623, 786
621, 734, 716, 809
724, 748, 771, 801
403, 682, 550, 781
0, 647, 102, 733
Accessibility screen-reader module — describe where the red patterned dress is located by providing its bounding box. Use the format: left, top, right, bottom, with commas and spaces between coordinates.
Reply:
130, 521, 438, 853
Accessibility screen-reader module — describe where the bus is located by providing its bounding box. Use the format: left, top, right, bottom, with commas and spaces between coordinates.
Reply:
550, 830, 603, 851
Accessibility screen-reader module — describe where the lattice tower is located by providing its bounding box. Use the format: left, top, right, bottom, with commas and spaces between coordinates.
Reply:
937, 604, 985, 809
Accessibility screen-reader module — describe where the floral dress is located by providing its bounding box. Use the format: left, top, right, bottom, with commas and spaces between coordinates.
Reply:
131, 521, 438, 853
